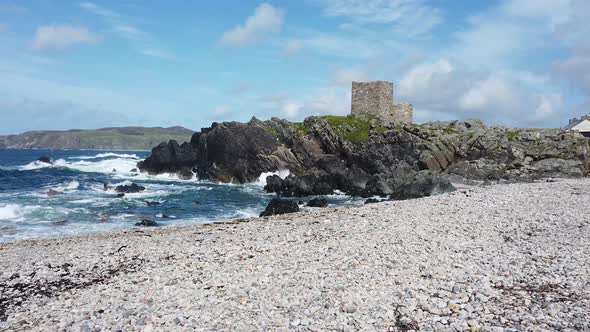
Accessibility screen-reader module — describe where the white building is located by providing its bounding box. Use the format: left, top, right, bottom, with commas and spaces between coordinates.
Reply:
564, 116, 590, 138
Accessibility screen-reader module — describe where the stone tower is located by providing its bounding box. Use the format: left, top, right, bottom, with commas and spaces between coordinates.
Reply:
351, 81, 413, 125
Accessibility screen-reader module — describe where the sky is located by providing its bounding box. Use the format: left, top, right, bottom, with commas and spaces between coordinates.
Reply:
0, 0, 589, 134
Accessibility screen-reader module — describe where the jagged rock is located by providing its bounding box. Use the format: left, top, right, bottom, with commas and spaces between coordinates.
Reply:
145, 201, 160, 207
37, 156, 54, 164
259, 199, 300, 217
307, 198, 328, 208
137, 116, 590, 199
115, 183, 145, 194
116, 193, 125, 198
135, 219, 158, 227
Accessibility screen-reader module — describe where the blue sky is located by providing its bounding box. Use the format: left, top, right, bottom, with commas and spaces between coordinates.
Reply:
0, 0, 589, 134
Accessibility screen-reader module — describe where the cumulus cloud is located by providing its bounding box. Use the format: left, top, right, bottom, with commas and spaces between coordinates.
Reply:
394, 58, 562, 126
31, 25, 101, 52
220, 3, 285, 47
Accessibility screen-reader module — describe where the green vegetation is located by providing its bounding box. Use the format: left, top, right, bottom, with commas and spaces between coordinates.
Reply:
321, 115, 385, 144
506, 130, 521, 141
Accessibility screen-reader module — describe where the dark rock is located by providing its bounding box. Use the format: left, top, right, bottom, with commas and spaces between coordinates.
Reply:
103, 182, 111, 191
116, 193, 125, 198
137, 116, 590, 198
135, 219, 158, 227
130, 168, 138, 173
37, 156, 54, 164
52, 220, 68, 225
177, 168, 193, 180
364, 198, 380, 204
112, 169, 117, 172
259, 198, 300, 217
307, 197, 328, 207
390, 171, 455, 200
145, 201, 160, 207
192, 200, 202, 205
115, 183, 145, 194
47, 189, 63, 197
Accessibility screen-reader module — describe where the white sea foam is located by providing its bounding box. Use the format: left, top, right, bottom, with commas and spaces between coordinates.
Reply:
50, 180, 80, 192
254, 169, 290, 186
69, 153, 140, 160
0, 204, 22, 219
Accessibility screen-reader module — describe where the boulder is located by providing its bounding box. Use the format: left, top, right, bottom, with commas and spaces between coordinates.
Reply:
307, 197, 328, 208
259, 198, 300, 217
145, 201, 160, 207
115, 183, 145, 193
390, 171, 455, 200
135, 219, 158, 227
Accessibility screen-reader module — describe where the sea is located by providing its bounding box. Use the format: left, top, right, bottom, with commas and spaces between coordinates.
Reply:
0, 149, 362, 242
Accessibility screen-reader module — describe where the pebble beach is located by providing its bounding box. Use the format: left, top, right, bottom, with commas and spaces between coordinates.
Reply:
1, 179, 589, 331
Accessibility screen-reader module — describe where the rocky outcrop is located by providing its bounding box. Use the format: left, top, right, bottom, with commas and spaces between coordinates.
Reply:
138, 115, 590, 199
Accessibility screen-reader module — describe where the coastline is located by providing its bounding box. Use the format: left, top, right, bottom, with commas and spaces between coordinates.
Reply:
1, 179, 589, 330
0, 147, 150, 152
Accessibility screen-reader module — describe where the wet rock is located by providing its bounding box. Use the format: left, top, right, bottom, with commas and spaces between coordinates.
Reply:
112, 169, 117, 172
259, 198, 300, 217
177, 168, 193, 180
115, 183, 145, 194
47, 189, 63, 197
135, 219, 158, 227
364, 198, 380, 204
307, 197, 328, 208
130, 168, 138, 173
145, 201, 161, 207
37, 156, 54, 164
116, 193, 125, 198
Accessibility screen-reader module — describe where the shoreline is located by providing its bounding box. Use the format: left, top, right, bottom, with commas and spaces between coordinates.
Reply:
1, 179, 589, 330
0, 147, 151, 152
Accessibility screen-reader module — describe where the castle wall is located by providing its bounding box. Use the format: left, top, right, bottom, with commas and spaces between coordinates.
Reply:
351, 81, 413, 125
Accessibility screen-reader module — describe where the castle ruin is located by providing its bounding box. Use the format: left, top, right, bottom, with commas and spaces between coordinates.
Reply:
351, 81, 413, 125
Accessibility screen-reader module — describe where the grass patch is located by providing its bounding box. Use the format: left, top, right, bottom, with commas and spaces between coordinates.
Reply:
321, 115, 377, 144
506, 130, 521, 141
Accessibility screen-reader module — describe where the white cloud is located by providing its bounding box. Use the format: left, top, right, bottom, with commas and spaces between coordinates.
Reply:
459, 76, 517, 112
317, 0, 441, 36
210, 106, 234, 119
31, 25, 101, 52
332, 67, 369, 86
398, 59, 453, 97
282, 39, 304, 57
220, 3, 285, 47
140, 49, 178, 61
282, 102, 303, 118
503, 0, 573, 28
79, 2, 146, 41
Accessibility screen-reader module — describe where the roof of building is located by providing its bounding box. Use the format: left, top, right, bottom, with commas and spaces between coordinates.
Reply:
563, 117, 590, 131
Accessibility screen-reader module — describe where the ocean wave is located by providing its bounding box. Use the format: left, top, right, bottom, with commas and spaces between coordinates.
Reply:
69, 152, 141, 160
0, 204, 22, 219
253, 169, 290, 186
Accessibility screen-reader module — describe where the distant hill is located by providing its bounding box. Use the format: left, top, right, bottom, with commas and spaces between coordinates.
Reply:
0, 126, 195, 151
